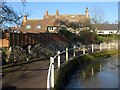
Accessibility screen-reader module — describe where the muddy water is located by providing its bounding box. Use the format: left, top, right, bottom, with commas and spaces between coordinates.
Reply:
65, 55, 119, 88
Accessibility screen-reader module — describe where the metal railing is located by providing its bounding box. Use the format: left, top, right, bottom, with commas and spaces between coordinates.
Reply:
47, 42, 118, 89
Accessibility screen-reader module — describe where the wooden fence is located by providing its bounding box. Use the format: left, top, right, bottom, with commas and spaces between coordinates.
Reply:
9, 33, 68, 46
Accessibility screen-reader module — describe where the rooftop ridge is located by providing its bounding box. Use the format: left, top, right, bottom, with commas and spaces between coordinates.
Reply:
48, 14, 85, 16
27, 19, 43, 21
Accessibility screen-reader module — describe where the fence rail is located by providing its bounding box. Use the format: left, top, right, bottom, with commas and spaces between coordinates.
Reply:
47, 42, 118, 89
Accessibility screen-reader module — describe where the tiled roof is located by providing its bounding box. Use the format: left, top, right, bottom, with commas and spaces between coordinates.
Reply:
97, 24, 118, 30
20, 10, 90, 33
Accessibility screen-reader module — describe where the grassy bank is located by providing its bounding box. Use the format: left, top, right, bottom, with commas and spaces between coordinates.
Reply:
54, 50, 118, 90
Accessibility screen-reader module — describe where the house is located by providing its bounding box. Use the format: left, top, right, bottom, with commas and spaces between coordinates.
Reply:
96, 24, 118, 35
19, 8, 90, 33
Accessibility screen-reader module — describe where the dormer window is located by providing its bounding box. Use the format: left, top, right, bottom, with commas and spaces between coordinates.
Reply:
26, 25, 30, 29
37, 25, 41, 29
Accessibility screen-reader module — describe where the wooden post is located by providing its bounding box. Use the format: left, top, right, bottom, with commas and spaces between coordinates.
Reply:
50, 57, 54, 88
100, 43, 102, 51
91, 44, 94, 52
83, 45, 85, 54
66, 48, 68, 61
57, 51, 60, 69
73, 46, 76, 57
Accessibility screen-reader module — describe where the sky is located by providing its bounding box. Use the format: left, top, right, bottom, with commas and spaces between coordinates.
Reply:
6, 2, 118, 23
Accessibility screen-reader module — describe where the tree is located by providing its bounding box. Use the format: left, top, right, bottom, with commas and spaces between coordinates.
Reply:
55, 18, 90, 30
91, 6, 105, 30
0, 0, 28, 29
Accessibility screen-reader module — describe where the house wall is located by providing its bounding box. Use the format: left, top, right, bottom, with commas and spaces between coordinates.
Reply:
97, 30, 117, 35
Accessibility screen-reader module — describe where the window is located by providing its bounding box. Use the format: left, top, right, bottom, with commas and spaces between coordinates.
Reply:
53, 27, 57, 30
98, 31, 104, 33
26, 25, 30, 29
37, 25, 41, 29
48, 27, 53, 30
109, 31, 113, 34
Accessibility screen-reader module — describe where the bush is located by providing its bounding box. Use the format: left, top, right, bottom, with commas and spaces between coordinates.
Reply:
2, 48, 8, 65
79, 31, 99, 45
58, 29, 79, 44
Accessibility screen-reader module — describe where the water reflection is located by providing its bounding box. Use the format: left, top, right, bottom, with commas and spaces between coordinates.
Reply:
65, 55, 118, 88
80, 61, 102, 80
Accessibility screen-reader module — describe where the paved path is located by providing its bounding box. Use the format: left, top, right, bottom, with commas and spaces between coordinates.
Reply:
2, 59, 50, 89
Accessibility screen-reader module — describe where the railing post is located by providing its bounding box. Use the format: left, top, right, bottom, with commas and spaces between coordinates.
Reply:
91, 67, 94, 76
57, 51, 60, 69
73, 46, 76, 57
28, 45, 31, 54
100, 43, 102, 51
108, 43, 110, 50
91, 44, 94, 52
66, 48, 68, 61
50, 57, 54, 88
116, 43, 118, 50
9, 47, 12, 52
83, 45, 85, 54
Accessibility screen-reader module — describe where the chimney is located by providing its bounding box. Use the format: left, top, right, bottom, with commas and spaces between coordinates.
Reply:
23, 15, 27, 23
45, 10, 48, 16
22, 15, 27, 26
85, 7, 89, 17
56, 9, 59, 16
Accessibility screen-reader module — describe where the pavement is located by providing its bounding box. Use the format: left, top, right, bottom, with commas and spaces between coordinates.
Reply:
2, 59, 50, 89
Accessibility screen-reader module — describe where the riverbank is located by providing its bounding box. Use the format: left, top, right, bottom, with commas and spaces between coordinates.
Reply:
54, 50, 118, 90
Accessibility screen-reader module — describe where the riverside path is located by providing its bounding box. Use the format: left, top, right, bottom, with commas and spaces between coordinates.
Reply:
2, 59, 50, 89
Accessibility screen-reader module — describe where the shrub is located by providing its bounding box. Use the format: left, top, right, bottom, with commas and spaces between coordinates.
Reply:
2, 48, 8, 65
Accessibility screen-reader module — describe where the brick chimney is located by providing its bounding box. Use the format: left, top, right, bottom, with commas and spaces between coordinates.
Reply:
56, 9, 59, 16
85, 7, 89, 17
44, 10, 49, 19
22, 15, 27, 26
45, 10, 49, 16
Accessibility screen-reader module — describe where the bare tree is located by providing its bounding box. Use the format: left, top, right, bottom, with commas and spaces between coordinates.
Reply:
55, 19, 90, 29
0, 0, 29, 29
91, 6, 105, 30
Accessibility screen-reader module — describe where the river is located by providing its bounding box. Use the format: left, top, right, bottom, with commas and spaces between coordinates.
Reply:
65, 54, 119, 88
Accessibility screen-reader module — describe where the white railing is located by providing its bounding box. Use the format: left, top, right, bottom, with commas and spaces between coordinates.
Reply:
47, 42, 118, 89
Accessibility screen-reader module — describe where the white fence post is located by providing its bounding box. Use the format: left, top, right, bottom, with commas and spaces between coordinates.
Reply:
50, 57, 54, 88
100, 43, 102, 51
91, 44, 94, 52
108, 43, 110, 50
57, 51, 60, 69
73, 46, 76, 57
28, 45, 31, 54
91, 67, 94, 76
66, 48, 68, 61
116, 43, 118, 50
83, 45, 85, 54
